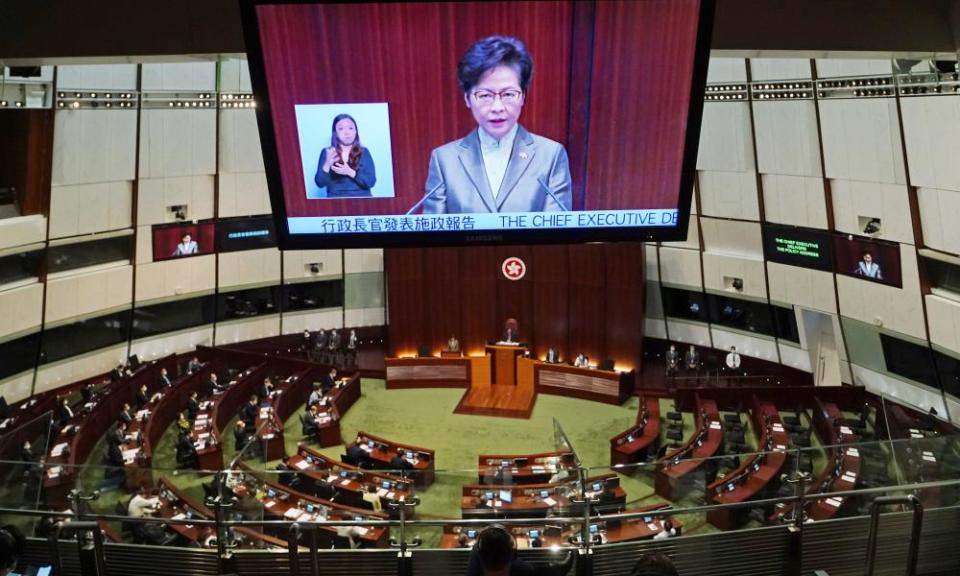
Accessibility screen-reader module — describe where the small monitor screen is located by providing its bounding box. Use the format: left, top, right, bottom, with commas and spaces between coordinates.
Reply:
832, 234, 902, 288
484, 491, 495, 501
367, 440, 374, 447
589, 524, 600, 535
340, 470, 349, 478
625, 434, 635, 443
643, 515, 653, 523
528, 529, 541, 539
501, 460, 511, 468
592, 482, 603, 492
382, 480, 391, 490
305, 504, 315, 513
267, 488, 277, 498
240, 0, 713, 248
539, 490, 550, 499
152, 221, 215, 262
499, 490, 513, 503
216, 215, 278, 252
405, 450, 415, 459
466, 529, 478, 539
727, 482, 735, 492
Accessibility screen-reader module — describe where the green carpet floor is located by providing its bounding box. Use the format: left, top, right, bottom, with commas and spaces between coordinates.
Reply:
5, 379, 881, 547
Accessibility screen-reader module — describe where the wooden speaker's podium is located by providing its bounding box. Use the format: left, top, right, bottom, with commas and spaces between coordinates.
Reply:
485, 343, 528, 386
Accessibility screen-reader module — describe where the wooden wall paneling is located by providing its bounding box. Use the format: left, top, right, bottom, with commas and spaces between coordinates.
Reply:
384, 248, 424, 356
421, 247, 462, 354
567, 243, 607, 363
530, 245, 569, 360
603, 242, 645, 371
458, 246, 499, 355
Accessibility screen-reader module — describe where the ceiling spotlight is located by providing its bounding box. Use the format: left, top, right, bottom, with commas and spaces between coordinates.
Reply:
105, 102, 112, 108
0, 101, 7, 107
74, 92, 81, 98
57, 101, 65, 108
90, 92, 97, 98
57, 92, 65, 98
105, 93, 112, 99
168, 102, 175, 107
70, 101, 80, 109
14, 101, 23, 108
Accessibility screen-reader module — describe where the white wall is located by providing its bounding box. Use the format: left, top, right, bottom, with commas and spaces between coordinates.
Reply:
45, 266, 133, 324
0, 284, 43, 339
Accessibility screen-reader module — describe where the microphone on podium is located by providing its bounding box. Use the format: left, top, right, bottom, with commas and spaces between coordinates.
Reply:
406, 181, 445, 215
537, 177, 569, 211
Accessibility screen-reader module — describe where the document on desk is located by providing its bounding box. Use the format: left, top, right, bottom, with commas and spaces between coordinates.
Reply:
171, 513, 187, 520
355, 526, 369, 535
122, 448, 139, 463
646, 523, 659, 531
492, 500, 502, 508
264, 500, 275, 509
377, 488, 388, 497
824, 497, 842, 508
340, 479, 351, 486
846, 447, 860, 457
542, 497, 557, 506
293, 459, 310, 470
47, 466, 62, 478
283, 508, 303, 520
841, 472, 857, 483
710, 421, 722, 430
51, 442, 69, 457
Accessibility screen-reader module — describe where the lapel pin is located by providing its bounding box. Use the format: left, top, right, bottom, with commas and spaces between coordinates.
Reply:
519, 152, 528, 160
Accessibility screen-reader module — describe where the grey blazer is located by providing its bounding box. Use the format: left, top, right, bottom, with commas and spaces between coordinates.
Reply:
421, 126, 572, 214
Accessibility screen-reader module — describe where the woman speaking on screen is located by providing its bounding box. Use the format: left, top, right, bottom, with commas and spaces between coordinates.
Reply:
314, 113, 377, 198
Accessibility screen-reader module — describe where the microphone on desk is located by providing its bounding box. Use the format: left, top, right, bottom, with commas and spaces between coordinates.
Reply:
537, 177, 569, 211
406, 181, 445, 215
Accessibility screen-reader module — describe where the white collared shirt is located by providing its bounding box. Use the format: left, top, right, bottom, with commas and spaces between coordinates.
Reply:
478, 125, 518, 199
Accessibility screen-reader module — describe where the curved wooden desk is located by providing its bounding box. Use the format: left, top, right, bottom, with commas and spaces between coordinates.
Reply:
610, 397, 661, 467
654, 395, 722, 500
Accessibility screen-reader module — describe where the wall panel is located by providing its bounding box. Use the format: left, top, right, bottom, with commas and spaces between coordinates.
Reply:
0, 284, 44, 340
45, 266, 133, 324
917, 187, 960, 255
530, 245, 569, 360
567, 244, 606, 363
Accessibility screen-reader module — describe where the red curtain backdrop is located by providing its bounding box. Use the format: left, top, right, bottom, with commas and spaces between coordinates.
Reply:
385, 243, 645, 371
255, 0, 701, 217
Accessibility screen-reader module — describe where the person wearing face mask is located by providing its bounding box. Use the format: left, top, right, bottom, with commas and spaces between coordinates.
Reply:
418, 36, 572, 215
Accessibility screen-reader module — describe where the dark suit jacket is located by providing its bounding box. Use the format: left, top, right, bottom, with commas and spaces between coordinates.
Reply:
241, 404, 258, 428
136, 391, 150, 409
321, 374, 337, 393
187, 399, 200, 420
422, 126, 572, 214
119, 410, 133, 425
314, 147, 377, 198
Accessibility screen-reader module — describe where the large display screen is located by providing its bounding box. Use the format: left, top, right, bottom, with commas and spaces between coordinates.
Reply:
240, 0, 714, 248
216, 216, 277, 253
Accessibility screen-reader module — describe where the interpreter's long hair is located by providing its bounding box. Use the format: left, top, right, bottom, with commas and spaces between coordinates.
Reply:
330, 113, 363, 170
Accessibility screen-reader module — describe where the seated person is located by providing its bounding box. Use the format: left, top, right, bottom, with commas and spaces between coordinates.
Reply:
466, 524, 573, 576
81, 382, 96, 403
187, 357, 202, 374
545, 348, 560, 364
204, 373, 224, 398
158, 367, 173, 388
361, 484, 382, 513
276, 457, 301, 489
56, 398, 74, 427
176, 431, 198, 469
321, 368, 338, 393
112, 422, 129, 447
187, 392, 200, 420
389, 448, 414, 471
128, 488, 175, 545
257, 377, 275, 401
105, 439, 125, 477
573, 354, 589, 368
653, 520, 677, 540
307, 382, 324, 408
301, 406, 320, 436
135, 384, 151, 410
234, 420, 252, 453
118, 403, 134, 425
346, 441, 371, 468
240, 395, 259, 432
